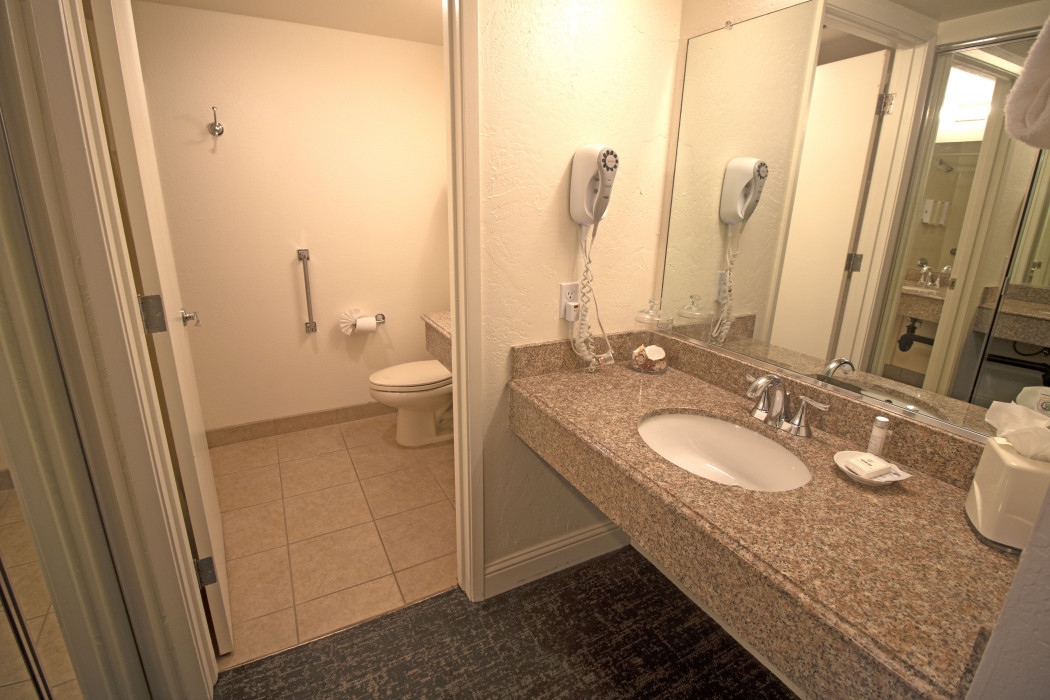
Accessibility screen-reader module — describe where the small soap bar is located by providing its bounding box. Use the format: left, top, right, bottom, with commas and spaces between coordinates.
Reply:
846, 454, 892, 479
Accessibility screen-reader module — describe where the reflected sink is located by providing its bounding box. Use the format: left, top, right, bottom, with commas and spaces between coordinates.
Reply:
638, 414, 811, 492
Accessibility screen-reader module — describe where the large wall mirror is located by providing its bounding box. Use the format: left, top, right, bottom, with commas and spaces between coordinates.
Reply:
661, 0, 1046, 437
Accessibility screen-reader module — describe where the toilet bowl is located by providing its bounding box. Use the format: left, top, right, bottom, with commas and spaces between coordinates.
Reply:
369, 360, 453, 447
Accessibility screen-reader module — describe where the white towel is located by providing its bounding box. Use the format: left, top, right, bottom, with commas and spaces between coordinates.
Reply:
1006, 15, 1050, 149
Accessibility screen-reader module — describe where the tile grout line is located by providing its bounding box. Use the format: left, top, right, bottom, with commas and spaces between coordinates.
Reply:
342, 431, 408, 610
276, 456, 304, 644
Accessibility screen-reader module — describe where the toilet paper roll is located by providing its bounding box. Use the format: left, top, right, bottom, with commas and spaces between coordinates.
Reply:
339, 310, 360, 336
354, 316, 378, 333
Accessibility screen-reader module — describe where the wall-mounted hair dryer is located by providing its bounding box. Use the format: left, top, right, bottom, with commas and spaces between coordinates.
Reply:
570, 145, 619, 225
719, 157, 768, 225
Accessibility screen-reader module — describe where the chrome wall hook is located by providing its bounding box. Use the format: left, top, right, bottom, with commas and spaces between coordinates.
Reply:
208, 106, 224, 136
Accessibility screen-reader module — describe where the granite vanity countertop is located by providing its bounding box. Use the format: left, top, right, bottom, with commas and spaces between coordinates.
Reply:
973, 297, 1050, 346
897, 286, 945, 323
422, 311, 452, 371
508, 365, 1018, 699
901, 284, 948, 300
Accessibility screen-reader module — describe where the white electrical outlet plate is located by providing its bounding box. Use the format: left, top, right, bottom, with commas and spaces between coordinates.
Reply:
560, 282, 580, 319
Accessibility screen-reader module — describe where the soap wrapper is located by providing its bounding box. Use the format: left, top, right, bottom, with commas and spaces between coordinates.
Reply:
985, 401, 1050, 462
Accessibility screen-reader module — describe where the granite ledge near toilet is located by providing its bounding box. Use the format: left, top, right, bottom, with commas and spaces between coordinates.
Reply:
507, 331, 1017, 700
422, 311, 452, 372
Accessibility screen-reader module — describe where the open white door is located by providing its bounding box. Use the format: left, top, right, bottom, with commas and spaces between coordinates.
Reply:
769, 50, 889, 360
85, 0, 233, 654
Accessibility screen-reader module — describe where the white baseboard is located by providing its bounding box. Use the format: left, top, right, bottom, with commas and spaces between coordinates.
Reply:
483, 521, 629, 598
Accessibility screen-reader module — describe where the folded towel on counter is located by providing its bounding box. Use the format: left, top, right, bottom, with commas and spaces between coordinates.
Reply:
1006, 15, 1050, 148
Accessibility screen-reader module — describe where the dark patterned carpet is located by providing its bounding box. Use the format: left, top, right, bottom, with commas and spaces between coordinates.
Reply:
214, 546, 794, 699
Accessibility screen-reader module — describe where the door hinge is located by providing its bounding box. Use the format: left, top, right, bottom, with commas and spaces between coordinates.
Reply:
138, 294, 167, 334
876, 92, 895, 116
195, 557, 217, 587
845, 253, 864, 273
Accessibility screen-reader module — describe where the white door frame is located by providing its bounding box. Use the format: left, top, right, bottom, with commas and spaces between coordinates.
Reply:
4, 0, 216, 695
0, 15, 148, 695
443, 0, 486, 601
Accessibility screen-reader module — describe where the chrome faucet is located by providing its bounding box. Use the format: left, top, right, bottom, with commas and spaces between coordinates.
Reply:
821, 358, 855, 377
746, 374, 787, 427
918, 264, 933, 287
747, 373, 829, 436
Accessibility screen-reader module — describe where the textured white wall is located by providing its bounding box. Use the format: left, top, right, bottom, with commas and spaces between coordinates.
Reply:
133, 2, 449, 429
477, 0, 682, 562
662, 1, 820, 339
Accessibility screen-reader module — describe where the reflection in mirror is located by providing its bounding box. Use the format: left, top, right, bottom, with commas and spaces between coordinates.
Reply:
871, 36, 1042, 431
661, 1, 823, 346
661, 8, 1043, 437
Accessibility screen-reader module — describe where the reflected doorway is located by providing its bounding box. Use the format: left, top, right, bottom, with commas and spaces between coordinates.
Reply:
871, 34, 1043, 408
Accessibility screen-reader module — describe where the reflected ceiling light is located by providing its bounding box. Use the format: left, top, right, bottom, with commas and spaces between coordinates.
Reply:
937, 67, 996, 143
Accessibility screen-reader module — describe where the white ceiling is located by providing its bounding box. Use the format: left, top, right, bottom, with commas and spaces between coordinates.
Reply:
136, 0, 444, 45
888, 0, 1038, 21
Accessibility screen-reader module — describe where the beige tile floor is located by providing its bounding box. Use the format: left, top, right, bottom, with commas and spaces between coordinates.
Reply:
213, 414, 457, 670
0, 489, 83, 699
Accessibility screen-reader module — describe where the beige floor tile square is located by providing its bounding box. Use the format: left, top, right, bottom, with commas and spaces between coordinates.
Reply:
36, 612, 75, 687
395, 553, 458, 603
339, 414, 398, 449
0, 681, 42, 699
222, 500, 287, 560
227, 547, 294, 624
210, 437, 278, 477
215, 464, 281, 513
0, 492, 25, 525
217, 607, 298, 670
418, 442, 454, 472
295, 576, 403, 642
0, 522, 37, 567
426, 452, 456, 504
25, 616, 45, 645
0, 615, 29, 686
50, 680, 83, 700
280, 451, 357, 498
7, 561, 52, 619
276, 426, 346, 462
284, 483, 372, 543
375, 501, 456, 572
360, 466, 446, 519
288, 523, 391, 603
348, 442, 432, 480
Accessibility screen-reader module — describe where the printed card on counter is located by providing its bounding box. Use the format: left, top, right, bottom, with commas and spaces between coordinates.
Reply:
834, 451, 912, 486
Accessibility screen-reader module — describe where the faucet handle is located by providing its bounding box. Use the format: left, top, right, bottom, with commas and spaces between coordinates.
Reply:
780, 395, 829, 437
745, 374, 783, 424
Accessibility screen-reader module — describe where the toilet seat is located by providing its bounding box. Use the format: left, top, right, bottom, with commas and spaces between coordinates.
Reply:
369, 360, 451, 393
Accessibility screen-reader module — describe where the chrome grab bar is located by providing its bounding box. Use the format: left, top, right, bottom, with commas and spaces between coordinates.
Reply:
297, 249, 317, 333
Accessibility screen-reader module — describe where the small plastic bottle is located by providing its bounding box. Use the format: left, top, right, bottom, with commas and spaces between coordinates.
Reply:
867, 416, 890, 456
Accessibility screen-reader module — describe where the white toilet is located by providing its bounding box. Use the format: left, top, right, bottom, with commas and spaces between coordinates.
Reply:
368, 360, 453, 447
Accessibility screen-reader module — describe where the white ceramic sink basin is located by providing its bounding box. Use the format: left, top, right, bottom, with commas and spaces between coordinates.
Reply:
638, 414, 811, 492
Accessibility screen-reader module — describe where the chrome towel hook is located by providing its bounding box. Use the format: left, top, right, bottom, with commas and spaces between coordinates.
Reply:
208, 106, 224, 136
